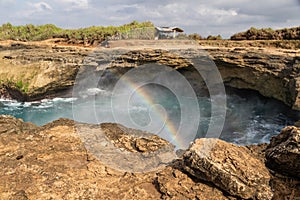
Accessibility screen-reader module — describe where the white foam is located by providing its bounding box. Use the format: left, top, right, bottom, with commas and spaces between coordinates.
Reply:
86, 88, 102, 95
86, 88, 111, 96
52, 97, 77, 103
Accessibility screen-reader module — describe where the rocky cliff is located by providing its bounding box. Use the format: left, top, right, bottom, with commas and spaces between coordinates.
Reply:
0, 40, 299, 111
207, 46, 300, 110
0, 42, 87, 101
0, 115, 299, 199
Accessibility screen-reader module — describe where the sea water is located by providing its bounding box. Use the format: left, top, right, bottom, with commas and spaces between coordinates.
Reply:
0, 87, 297, 146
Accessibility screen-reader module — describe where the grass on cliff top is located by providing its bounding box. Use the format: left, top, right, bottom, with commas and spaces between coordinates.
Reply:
198, 39, 300, 50
231, 26, 300, 40
0, 21, 154, 42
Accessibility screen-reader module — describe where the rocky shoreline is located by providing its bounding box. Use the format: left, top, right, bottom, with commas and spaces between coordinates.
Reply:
0, 40, 300, 110
0, 40, 299, 199
0, 115, 299, 199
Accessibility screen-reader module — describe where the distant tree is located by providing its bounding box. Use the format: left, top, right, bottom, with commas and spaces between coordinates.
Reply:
207, 34, 222, 40
231, 26, 300, 40
188, 33, 203, 40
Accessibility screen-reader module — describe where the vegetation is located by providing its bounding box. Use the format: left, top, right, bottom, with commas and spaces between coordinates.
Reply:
1, 21, 299, 47
231, 26, 300, 40
0, 78, 30, 93
188, 33, 203, 40
0, 21, 154, 45
206, 34, 222, 40
198, 40, 300, 50
119, 26, 156, 40
15, 80, 29, 93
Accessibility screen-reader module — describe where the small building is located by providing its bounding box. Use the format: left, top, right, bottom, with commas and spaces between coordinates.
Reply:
155, 26, 184, 40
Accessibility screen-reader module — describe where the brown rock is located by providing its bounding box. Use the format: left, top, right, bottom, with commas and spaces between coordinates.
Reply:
208, 47, 300, 110
0, 117, 163, 199
1, 115, 300, 199
102, 44, 300, 110
109, 49, 192, 69
0, 115, 37, 135
1, 40, 300, 112
156, 166, 234, 200
0, 84, 28, 101
246, 143, 300, 200
9, 190, 28, 200
265, 126, 300, 178
77, 122, 176, 172
0, 45, 85, 101
182, 138, 273, 200
100, 123, 172, 153
270, 175, 300, 200
294, 120, 300, 127
246, 143, 268, 163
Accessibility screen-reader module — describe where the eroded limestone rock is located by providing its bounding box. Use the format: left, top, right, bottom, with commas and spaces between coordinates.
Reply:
0, 117, 163, 199
182, 138, 273, 200
1, 115, 299, 199
265, 126, 300, 179
1, 42, 300, 111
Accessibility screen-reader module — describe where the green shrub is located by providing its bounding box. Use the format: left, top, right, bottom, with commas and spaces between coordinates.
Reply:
188, 33, 203, 40
207, 34, 222, 40
231, 26, 300, 40
0, 21, 155, 43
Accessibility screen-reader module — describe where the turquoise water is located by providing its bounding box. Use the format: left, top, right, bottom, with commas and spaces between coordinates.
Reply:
0, 88, 297, 146
0, 98, 75, 126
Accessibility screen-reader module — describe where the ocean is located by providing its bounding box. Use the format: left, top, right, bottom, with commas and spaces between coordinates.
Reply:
0, 86, 297, 149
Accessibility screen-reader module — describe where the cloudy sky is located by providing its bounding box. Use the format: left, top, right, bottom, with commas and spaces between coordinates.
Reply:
0, 0, 299, 38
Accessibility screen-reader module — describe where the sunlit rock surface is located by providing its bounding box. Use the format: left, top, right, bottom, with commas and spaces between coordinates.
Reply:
0, 40, 300, 111
0, 115, 299, 199
182, 138, 273, 200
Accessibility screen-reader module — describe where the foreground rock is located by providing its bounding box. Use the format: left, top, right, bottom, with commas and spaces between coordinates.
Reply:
183, 138, 273, 200
155, 165, 230, 200
265, 126, 300, 178
0, 116, 228, 199
0, 117, 164, 199
76, 122, 176, 172
0, 115, 299, 199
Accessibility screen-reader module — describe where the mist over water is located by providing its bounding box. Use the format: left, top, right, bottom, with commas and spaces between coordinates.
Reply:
0, 86, 297, 146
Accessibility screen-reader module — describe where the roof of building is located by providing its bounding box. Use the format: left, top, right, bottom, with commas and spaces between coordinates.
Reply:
155, 26, 184, 32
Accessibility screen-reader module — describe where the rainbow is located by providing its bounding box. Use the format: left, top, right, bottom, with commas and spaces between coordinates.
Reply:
114, 75, 182, 148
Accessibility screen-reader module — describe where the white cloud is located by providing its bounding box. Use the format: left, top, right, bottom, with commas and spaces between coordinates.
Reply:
0, 0, 299, 38
0, 0, 15, 4
57, 0, 89, 10
30, 2, 52, 12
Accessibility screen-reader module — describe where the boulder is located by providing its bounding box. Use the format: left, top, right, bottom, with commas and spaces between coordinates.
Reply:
100, 123, 172, 153
265, 126, 300, 178
182, 138, 273, 200
155, 166, 232, 200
